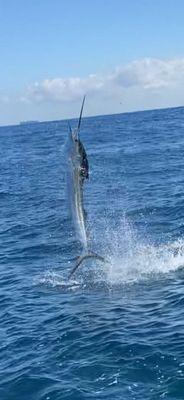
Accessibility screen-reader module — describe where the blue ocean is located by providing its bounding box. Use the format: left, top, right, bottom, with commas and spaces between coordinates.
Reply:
1, 106, 184, 400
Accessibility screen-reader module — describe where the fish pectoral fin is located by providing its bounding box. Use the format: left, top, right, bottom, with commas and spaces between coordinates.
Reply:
68, 251, 106, 280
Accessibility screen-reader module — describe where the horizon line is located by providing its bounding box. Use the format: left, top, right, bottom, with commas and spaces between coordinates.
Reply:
0, 104, 183, 129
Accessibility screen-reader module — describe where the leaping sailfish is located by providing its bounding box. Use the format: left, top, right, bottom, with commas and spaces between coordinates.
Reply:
66, 96, 105, 279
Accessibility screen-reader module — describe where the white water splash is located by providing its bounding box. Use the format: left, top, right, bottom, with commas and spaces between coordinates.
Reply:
94, 216, 184, 284
35, 217, 184, 288
34, 270, 81, 289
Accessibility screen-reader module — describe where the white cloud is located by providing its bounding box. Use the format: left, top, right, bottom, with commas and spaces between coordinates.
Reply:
24, 57, 184, 104
26, 74, 108, 102
114, 58, 184, 89
1, 57, 184, 125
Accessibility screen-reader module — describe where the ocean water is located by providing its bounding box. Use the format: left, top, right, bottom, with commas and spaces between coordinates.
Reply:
0, 106, 184, 399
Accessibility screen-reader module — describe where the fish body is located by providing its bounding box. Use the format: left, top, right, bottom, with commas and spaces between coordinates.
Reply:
66, 97, 105, 279
66, 129, 88, 249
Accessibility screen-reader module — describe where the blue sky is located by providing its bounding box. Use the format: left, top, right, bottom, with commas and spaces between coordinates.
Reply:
0, 0, 184, 125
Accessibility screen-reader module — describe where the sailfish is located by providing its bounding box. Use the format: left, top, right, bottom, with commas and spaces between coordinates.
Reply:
66, 96, 105, 279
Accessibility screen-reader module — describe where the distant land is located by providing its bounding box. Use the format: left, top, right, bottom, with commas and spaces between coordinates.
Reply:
19, 121, 40, 125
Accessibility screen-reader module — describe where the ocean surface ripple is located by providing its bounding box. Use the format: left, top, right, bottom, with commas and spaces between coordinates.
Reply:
1, 107, 184, 399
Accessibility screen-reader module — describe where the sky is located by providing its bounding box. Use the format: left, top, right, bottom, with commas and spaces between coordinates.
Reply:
0, 0, 184, 125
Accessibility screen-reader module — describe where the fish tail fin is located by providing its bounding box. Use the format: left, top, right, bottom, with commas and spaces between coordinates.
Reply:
68, 251, 106, 280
